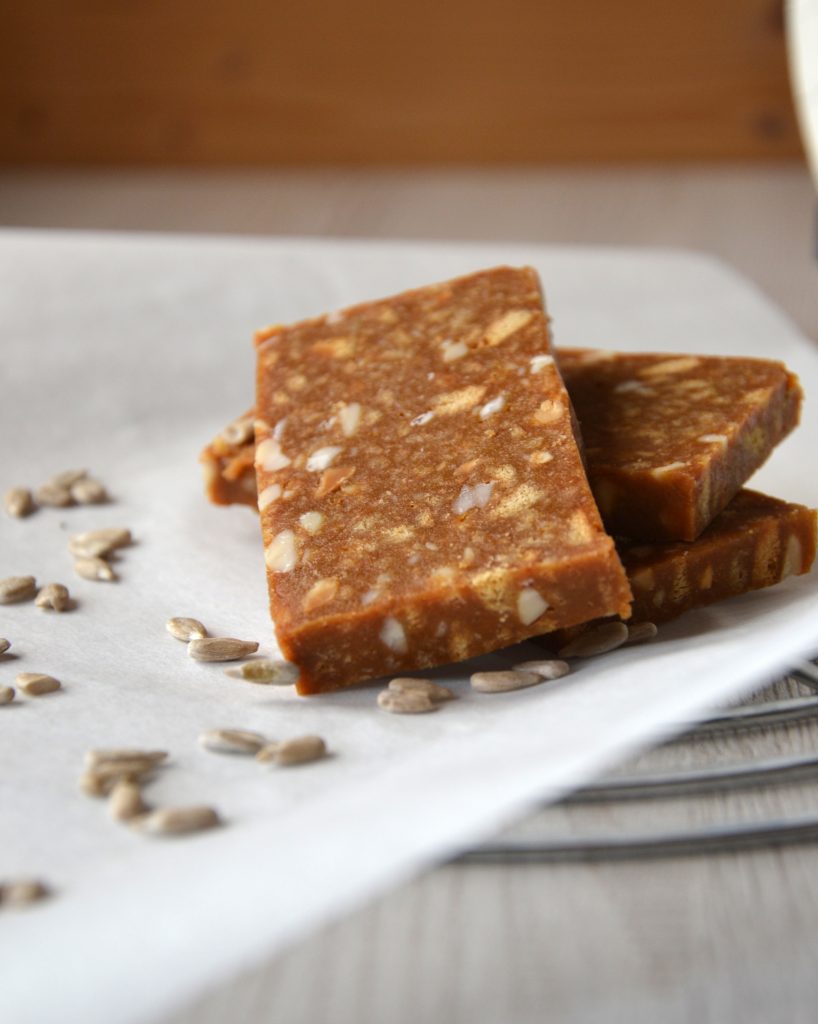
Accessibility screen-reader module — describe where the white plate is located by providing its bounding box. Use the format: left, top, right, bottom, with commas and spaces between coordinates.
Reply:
1, 231, 817, 1024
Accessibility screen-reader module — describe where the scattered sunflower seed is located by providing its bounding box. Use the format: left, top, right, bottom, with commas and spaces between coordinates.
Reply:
624, 621, 659, 646
108, 780, 149, 822
0, 686, 15, 705
199, 728, 268, 755
257, 735, 327, 766
16, 672, 61, 696
70, 477, 108, 504
69, 527, 132, 559
50, 469, 88, 488
36, 481, 73, 508
511, 659, 571, 680
225, 658, 299, 684
557, 621, 629, 659
4, 487, 34, 518
1, 879, 50, 907
188, 637, 259, 662
0, 638, 10, 655
377, 689, 438, 714
0, 575, 37, 604
80, 758, 159, 797
166, 616, 208, 642
135, 805, 221, 836
74, 556, 117, 582
85, 748, 168, 769
387, 677, 456, 702
35, 582, 72, 612
470, 669, 544, 694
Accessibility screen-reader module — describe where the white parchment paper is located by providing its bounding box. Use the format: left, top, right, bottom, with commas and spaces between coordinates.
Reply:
1, 231, 817, 1024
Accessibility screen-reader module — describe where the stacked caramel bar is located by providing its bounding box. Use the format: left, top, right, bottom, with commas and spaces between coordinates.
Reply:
202, 266, 816, 693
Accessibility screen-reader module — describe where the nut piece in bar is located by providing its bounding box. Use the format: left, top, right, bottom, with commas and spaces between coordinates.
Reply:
254, 266, 631, 693
558, 348, 802, 542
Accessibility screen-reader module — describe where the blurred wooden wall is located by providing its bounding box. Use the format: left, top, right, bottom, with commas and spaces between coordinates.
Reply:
0, 0, 801, 165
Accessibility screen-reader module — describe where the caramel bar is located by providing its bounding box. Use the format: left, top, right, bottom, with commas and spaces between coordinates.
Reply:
559, 349, 802, 542
621, 489, 816, 625
254, 267, 631, 693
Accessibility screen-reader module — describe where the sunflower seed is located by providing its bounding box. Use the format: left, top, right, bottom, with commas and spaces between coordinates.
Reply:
219, 416, 254, 446
470, 670, 544, 693
225, 658, 299, 684
199, 728, 268, 755
80, 758, 159, 797
108, 780, 149, 822
69, 527, 132, 559
0, 686, 15, 705
85, 748, 168, 769
557, 621, 629, 659
4, 487, 34, 517
74, 556, 117, 582
50, 469, 88, 488
387, 677, 455, 702
511, 659, 571, 680
257, 735, 327, 766
70, 477, 108, 504
1, 879, 50, 907
16, 672, 61, 696
0, 575, 37, 604
377, 689, 438, 713
35, 582, 72, 612
166, 616, 208, 642
0, 638, 10, 655
135, 805, 221, 836
624, 621, 658, 646
36, 482, 73, 507
188, 637, 259, 662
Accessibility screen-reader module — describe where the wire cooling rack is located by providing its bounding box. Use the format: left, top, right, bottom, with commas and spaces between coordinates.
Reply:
458, 658, 818, 863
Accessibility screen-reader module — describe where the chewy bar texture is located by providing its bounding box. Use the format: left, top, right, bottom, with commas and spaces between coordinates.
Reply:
559, 349, 802, 542
201, 409, 257, 506
254, 267, 631, 693
621, 489, 816, 625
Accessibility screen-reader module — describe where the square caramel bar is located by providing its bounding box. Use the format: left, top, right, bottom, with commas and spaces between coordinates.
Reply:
253, 267, 631, 693
558, 349, 802, 542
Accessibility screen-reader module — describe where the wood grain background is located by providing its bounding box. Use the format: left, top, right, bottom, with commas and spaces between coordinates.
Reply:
0, 0, 802, 165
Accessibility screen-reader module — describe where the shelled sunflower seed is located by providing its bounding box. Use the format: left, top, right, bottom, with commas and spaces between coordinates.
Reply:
35, 583, 72, 612
0, 879, 50, 908
199, 728, 268, 755
225, 658, 298, 684
36, 482, 73, 508
69, 527, 132, 559
512, 659, 571, 680
80, 757, 160, 797
4, 487, 34, 518
188, 637, 259, 662
377, 689, 438, 713
624, 621, 658, 646
108, 780, 149, 822
50, 469, 88, 489
166, 617, 208, 642
0, 686, 15, 705
135, 806, 221, 836
16, 672, 61, 696
85, 748, 168, 769
256, 735, 327, 766
470, 669, 544, 693
74, 556, 116, 582
387, 677, 456, 702
70, 478, 108, 504
0, 576, 37, 604
0, 638, 10, 655
557, 621, 629, 659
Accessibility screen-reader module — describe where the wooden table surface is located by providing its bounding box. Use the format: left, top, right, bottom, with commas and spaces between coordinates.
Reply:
2, 164, 817, 1023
